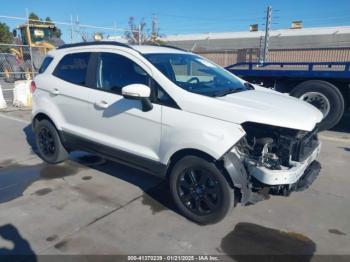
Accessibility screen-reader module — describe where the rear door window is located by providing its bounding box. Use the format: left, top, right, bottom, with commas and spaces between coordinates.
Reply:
38, 56, 53, 74
53, 52, 90, 86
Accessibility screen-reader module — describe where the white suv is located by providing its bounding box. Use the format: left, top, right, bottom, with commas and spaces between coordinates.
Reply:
32, 42, 323, 224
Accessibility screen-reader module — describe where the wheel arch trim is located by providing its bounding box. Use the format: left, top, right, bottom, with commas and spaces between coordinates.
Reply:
32, 111, 61, 131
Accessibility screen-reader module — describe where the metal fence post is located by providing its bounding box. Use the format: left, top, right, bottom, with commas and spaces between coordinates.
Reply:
26, 9, 35, 80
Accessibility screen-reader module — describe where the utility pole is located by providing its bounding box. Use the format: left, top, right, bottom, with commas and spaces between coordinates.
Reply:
260, 5, 272, 64
70, 15, 74, 43
138, 24, 141, 45
151, 14, 158, 41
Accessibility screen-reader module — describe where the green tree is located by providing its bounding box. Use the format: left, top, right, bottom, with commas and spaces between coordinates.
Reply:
0, 22, 13, 52
44, 17, 53, 24
28, 12, 41, 24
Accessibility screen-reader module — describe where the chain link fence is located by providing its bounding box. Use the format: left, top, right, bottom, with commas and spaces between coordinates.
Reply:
0, 43, 48, 107
0, 14, 134, 109
0, 44, 37, 79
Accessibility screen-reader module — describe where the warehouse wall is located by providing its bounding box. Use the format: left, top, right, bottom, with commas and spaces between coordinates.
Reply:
197, 47, 350, 67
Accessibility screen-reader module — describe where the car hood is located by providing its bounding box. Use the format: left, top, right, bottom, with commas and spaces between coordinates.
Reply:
180, 88, 323, 131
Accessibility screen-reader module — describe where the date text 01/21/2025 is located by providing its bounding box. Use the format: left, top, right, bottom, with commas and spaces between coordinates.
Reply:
127, 255, 220, 261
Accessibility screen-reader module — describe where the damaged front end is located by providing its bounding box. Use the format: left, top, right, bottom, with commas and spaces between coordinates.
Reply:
222, 122, 321, 205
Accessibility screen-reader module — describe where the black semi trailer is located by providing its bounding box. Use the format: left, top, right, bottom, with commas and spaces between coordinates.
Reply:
226, 61, 350, 130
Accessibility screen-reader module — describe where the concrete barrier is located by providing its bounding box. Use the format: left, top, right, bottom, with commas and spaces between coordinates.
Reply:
13, 80, 32, 107
0, 84, 7, 109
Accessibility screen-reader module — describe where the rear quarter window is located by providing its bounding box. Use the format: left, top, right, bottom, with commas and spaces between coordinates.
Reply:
38, 56, 53, 74
53, 52, 90, 86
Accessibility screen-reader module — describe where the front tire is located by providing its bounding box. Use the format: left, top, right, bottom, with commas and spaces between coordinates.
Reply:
169, 156, 234, 224
34, 119, 68, 164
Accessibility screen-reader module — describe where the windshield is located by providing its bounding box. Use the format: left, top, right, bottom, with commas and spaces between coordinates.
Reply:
30, 27, 53, 42
144, 53, 248, 97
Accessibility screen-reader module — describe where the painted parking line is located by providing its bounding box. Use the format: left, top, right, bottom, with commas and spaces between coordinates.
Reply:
0, 112, 30, 124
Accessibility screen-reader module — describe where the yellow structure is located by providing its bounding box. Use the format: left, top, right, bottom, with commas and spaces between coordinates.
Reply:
9, 23, 58, 79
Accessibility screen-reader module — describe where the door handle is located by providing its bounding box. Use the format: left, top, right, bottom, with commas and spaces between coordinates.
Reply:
50, 88, 60, 96
94, 100, 109, 109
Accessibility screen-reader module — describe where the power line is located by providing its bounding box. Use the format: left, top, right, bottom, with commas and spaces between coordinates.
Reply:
157, 13, 264, 23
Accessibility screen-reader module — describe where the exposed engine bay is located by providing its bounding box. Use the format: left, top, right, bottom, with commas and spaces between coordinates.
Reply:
230, 122, 321, 199
236, 122, 319, 171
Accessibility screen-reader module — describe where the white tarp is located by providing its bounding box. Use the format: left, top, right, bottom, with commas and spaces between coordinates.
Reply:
0, 84, 7, 109
13, 80, 32, 107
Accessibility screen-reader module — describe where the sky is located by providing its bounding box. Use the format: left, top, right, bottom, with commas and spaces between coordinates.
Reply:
2, 0, 350, 42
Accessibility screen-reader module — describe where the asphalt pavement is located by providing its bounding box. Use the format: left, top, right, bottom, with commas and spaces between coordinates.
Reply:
0, 110, 349, 261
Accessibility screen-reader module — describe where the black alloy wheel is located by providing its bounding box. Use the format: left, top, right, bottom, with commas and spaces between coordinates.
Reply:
170, 156, 234, 224
177, 167, 221, 216
34, 119, 68, 164
38, 126, 56, 156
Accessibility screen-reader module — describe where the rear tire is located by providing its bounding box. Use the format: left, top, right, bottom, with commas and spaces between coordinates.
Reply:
291, 80, 345, 130
34, 119, 68, 164
169, 156, 234, 224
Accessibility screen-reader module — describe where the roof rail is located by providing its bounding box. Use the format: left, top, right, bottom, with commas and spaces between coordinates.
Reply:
141, 43, 188, 52
57, 41, 132, 50
159, 44, 189, 52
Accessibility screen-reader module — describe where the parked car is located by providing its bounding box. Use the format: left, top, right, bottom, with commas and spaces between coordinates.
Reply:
31, 42, 323, 224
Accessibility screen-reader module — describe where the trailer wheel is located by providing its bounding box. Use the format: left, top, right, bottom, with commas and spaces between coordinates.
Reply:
291, 80, 344, 130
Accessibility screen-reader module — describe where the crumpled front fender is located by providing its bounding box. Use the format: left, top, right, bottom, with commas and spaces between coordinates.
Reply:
222, 152, 265, 205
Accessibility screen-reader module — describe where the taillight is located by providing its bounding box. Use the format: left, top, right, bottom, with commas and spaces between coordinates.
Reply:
30, 81, 36, 93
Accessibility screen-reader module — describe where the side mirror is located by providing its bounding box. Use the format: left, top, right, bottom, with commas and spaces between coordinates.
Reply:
122, 84, 150, 99
122, 84, 153, 112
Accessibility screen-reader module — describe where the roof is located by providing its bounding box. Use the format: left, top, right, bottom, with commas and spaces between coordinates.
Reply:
56, 41, 188, 54
132, 45, 188, 54
161, 26, 350, 51
57, 41, 130, 50
164, 26, 350, 41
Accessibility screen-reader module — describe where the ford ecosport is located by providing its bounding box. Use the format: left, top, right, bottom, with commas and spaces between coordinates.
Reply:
32, 42, 323, 224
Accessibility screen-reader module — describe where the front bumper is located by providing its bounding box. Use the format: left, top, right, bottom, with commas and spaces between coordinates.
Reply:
223, 143, 321, 205
294, 160, 321, 192
245, 143, 321, 185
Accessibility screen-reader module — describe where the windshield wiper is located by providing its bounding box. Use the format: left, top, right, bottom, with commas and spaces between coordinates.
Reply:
244, 82, 255, 90
214, 87, 245, 97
